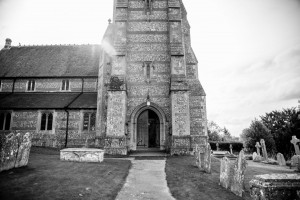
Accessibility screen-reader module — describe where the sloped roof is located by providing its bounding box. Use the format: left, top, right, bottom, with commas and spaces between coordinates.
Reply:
0, 45, 101, 77
0, 92, 97, 109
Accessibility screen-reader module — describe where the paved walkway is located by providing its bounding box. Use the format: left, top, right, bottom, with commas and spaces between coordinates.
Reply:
115, 159, 175, 200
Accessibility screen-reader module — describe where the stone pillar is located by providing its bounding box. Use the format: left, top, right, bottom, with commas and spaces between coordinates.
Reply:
216, 143, 219, 151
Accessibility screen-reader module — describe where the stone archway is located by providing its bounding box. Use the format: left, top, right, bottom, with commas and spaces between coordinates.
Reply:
129, 103, 167, 151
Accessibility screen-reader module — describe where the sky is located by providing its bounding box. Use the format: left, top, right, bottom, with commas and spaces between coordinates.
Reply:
0, 0, 299, 137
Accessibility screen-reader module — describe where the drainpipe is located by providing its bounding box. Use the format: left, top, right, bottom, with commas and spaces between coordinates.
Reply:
64, 78, 84, 148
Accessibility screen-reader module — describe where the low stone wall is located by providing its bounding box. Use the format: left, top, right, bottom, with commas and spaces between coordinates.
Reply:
60, 148, 104, 163
249, 174, 300, 200
0, 132, 32, 172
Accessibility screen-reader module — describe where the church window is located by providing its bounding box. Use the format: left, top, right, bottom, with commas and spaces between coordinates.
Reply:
83, 112, 96, 132
143, 61, 154, 83
0, 112, 11, 130
40, 112, 53, 131
27, 80, 35, 91
144, 0, 152, 14
61, 79, 70, 91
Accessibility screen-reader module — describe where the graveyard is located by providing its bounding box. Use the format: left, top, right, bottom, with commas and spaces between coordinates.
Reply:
1, 141, 299, 200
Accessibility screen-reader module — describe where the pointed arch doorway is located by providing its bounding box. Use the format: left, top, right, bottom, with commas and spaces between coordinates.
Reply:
137, 110, 160, 148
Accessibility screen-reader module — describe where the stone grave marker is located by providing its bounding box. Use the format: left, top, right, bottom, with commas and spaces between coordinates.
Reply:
255, 142, 261, 156
290, 136, 300, 167
204, 143, 211, 173
220, 157, 234, 189
0, 132, 33, 172
194, 145, 200, 167
260, 139, 268, 160
216, 143, 220, 151
276, 153, 286, 166
252, 152, 258, 160
231, 150, 247, 197
229, 144, 233, 154
291, 136, 300, 155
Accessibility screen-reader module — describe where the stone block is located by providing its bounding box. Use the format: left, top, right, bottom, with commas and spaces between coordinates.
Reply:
60, 148, 104, 163
249, 174, 300, 200
0, 132, 32, 172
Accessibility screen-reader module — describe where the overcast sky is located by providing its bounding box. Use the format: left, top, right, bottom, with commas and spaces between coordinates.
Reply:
0, 0, 299, 136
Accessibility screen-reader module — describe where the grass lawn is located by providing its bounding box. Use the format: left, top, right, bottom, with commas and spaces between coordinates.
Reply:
166, 156, 296, 200
0, 147, 131, 200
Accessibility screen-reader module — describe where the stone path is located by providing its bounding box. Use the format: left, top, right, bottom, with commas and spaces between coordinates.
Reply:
115, 159, 175, 200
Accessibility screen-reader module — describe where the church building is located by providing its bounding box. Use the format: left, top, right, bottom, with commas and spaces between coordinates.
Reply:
0, 0, 207, 155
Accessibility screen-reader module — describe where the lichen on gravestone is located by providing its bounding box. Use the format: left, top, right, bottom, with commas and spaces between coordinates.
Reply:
230, 150, 247, 197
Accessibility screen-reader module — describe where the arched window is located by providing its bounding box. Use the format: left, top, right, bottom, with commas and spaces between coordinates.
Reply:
40, 112, 53, 130
0, 112, 11, 130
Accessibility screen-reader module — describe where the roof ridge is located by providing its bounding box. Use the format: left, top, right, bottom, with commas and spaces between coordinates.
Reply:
9, 43, 100, 48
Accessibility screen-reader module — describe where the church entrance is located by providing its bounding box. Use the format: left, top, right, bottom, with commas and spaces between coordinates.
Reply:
137, 110, 160, 148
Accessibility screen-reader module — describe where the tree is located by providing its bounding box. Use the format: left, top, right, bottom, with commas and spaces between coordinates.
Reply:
260, 107, 300, 158
207, 121, 222, 141
222, 127, 232, 141
241, 119, 276, 155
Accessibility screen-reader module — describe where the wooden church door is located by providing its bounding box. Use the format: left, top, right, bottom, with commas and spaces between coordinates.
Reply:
137, 110, 160, 148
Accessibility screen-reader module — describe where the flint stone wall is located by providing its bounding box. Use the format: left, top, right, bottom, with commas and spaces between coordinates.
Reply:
0, 132, 32, 172
249, 174, 300, 200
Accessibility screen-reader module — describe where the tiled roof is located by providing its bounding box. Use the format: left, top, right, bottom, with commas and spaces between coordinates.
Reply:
0, 45, 101, 77
0, 92, 97, 109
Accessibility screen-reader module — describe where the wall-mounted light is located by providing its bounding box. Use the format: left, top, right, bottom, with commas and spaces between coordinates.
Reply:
146, 90, 151, 106
146, 93, 150, 106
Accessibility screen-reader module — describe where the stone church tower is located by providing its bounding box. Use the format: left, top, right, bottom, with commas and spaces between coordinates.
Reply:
96, 0, 207, 155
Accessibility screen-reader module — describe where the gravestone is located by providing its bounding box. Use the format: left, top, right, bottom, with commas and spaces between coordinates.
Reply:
255, 142, 261, 156
231, 150, 247, 197
216, 143, 220, 151
290, 136, 300, 167
14, 132, 32, 167
229, 144, 233, 155
194, 145, 200, 167
252, 152, 258, 160
276, 153, 286, 166
291, 136, 300, 155
260, 139, 268, 160
0, 132, 33, 172
204, 143, 211, 173
220, 157, 234, 189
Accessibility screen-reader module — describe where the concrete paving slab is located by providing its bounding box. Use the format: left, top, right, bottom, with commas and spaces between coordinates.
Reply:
116, 159, 175, 200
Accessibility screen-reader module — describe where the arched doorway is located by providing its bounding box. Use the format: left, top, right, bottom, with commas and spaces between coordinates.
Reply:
137, 110, 160, 148
129, 103, 167, 151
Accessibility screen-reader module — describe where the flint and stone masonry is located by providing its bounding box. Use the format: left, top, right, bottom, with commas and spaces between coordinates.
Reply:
0, 0, 207, 155
97, 0, 208, 155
